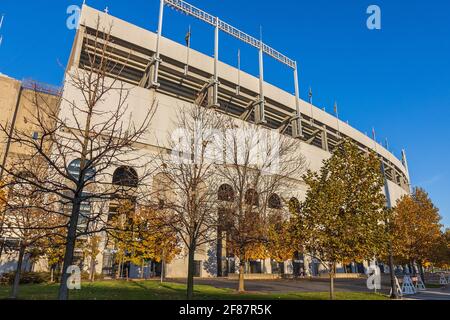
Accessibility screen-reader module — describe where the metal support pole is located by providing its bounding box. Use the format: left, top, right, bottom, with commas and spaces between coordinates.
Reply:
291, 63, 303, 138
255, 32, 266, 124
309, 87, 314, 125
152, 0, 165, 87
401, 149, 412, 193
236, 49, 241, 95
322, 124, 329, 152
213, 17, 220, 107
334, 102, 341, 138
184, 25, 191, 76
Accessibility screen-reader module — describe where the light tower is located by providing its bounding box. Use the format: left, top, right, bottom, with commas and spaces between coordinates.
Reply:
150, 0, 303, 138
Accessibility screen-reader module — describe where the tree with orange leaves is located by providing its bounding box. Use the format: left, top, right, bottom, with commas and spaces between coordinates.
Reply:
266, 213, 297, 273
108, 201, 179, 280
391, 187, 443, 281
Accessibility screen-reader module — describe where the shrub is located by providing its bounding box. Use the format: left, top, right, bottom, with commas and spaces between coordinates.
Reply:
0, 272, 51, 285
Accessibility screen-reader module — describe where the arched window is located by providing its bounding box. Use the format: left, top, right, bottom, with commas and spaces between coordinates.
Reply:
112, 166, 138, 188
218, 184, 234, 202
245, 189, 259, 207
289, 197, 301, 214
268, 194, 282, 209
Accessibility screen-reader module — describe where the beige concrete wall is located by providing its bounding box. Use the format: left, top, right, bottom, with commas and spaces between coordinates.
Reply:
0, 75, 21, 159
60, 63, 409, 279
56, 5, 411, 278
0, 74, 60, 173
8, 89, 60, 158
78, 5, 409, 179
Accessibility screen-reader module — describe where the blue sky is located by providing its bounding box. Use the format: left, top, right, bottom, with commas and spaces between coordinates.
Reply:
0, 0, 449, 227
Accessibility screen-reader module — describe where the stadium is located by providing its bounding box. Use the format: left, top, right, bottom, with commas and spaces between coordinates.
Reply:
11, 2, 411, 279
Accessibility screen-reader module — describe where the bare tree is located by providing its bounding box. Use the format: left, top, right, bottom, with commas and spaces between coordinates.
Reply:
0, 17, 156, 300
215, 118, 306, 292
155, 104, 224, 299
2, 160, 66, 298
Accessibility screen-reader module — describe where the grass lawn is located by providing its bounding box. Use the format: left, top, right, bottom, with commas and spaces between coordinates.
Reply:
0, 280, 387, 300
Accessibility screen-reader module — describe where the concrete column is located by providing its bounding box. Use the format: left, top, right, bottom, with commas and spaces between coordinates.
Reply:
321, 125, 329, 151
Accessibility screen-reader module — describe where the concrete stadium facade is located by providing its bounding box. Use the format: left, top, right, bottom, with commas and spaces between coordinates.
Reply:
0, 75, 60, 274
59, 5, 412, 278
1, 4, 411, 279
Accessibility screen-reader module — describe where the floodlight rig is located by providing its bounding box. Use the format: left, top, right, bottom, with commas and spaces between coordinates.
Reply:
150, 0, 303, 138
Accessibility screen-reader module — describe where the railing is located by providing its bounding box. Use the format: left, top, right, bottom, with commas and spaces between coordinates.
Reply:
165, 0, 296, 69
21, 78, 62, 96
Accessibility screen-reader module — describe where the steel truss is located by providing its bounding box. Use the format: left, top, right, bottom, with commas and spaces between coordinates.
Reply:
165, 0, 296, 69
149, 0, 303, 137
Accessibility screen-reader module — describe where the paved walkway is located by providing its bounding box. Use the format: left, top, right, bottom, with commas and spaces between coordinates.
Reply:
406, 288, 450, 300
171, 276, 450, 300
173, 276, 390, 294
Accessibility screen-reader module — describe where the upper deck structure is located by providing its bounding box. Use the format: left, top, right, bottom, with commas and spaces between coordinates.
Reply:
66, 4, 410, 204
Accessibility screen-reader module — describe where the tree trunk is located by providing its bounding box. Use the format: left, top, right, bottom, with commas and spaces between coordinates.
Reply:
160, 259, 165, 284
89, 256, 96, 282
50, 266, 55, 283
57, 97, 92, 299
117, 258, 122, 279
217, 228, 223, 277
186, 245, 196, 300
10, 243, 26, 299
0, 238, 5, 261
238, 257, 245, 293
388, 241, 399, 299
329, 262, 335, 300
141, 260, 145, 279
279, 262, 284, 276
57, 200, 81, 300
418, 262, 426, 285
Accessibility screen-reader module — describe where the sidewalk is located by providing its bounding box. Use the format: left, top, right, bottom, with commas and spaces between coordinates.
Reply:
405, 286, 450, 300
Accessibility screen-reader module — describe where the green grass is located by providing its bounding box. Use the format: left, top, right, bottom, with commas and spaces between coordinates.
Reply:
0, 280, 387, 300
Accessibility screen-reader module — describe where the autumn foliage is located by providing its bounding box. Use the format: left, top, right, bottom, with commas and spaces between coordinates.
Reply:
391, 188, 443, 269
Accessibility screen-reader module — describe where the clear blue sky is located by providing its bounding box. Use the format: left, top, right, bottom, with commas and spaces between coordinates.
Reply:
0, 0, 449, 227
